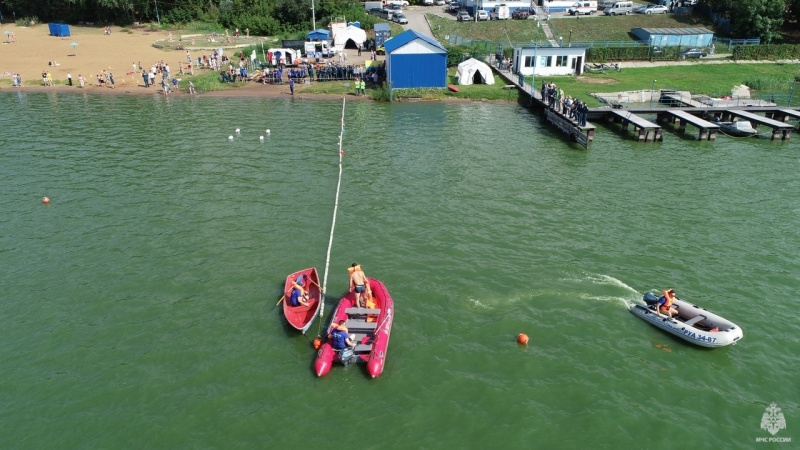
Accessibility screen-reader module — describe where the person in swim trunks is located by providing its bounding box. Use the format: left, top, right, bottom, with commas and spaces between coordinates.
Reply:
349, 263, 369, 308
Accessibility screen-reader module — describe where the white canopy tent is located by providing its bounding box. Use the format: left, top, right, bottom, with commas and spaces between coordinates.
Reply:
456, 58, 495, 85
333, 25, 367, 49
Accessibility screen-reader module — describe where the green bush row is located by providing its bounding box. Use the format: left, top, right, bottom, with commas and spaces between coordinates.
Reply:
732, 44, 800, 61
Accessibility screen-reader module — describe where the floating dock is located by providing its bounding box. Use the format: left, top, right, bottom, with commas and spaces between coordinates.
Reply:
491, 66, 799, 144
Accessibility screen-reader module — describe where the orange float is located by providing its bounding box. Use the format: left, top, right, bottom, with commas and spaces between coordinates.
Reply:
312, 337, 322, 350
517, 333, 529, 345
42, 197, 50, 204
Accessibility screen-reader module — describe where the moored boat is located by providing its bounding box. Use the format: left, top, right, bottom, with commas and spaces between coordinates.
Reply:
629, 292, 743, 348
717, 120, 757, 137
314, 278, 394, 378
282, 267, 321, 334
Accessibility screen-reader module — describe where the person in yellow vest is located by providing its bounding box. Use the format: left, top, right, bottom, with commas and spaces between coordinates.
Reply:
360, 78, 366, 96
364, 292, 378, 323
657, 289, 679, 318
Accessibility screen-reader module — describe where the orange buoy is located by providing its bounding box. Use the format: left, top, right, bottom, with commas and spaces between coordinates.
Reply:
312, 337, 322, 350
42, 197, 50, 204
517, 333, 529, 345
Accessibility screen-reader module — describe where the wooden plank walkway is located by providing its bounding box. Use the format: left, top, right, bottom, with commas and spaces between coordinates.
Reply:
609, 110, 662, 142
491, 66, 595, 148
724, 110, 794, 140
658, 110, 719, 141
765, 108, 800, 123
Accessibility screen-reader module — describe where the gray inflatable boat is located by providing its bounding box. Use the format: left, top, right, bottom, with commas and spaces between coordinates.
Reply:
629, 292, 744, 348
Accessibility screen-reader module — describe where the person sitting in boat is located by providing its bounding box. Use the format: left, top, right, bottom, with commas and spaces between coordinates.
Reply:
330, 320, 355, 350
289, 274, 310, 307
348, 263, 369, 308
657, 289, 679, 318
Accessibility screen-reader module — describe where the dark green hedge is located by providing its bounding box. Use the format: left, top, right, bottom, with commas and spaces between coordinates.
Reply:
732, 44, 800, 61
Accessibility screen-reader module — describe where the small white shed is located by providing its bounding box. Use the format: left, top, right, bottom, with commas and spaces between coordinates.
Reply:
456, 58, 495, 85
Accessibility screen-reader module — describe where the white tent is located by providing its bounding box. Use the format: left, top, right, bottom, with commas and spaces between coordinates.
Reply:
333, 25, 367, 49
456, 58, 495, 86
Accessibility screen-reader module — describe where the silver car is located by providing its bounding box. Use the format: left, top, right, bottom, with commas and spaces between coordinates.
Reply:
393, 13, 409, 24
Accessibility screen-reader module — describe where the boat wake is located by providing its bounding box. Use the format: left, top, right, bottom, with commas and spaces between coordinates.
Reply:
583, 274, 641, 308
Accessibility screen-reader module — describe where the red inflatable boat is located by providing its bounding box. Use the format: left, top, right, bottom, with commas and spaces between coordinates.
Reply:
314, 278, 394, 378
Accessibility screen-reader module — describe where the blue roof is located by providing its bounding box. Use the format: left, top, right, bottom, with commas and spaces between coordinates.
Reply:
374, 23, 390, 32
306, 29, 331, 39
383, 30, 446, 54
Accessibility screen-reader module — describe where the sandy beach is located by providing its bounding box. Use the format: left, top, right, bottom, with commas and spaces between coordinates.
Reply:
0, 23, 340, 98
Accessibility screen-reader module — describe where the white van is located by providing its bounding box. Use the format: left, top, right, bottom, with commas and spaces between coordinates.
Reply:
568, 1, 597, 15
603, 1, 632, 14
490, 5, 510, 19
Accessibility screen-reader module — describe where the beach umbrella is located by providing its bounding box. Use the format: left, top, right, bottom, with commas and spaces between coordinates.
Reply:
4, 31, 11, 43
70, 41, 78, 56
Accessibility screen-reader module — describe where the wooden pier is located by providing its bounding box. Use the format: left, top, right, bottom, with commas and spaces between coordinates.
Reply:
766, 108, 800, 123
608, 110, 662, 142
490, 66, 799, 145
493, 68, 595, 148
657, 110, 719, 141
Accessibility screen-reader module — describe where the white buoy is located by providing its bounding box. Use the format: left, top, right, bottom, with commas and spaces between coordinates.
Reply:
259, 136, 264, 142
266, 129, 271, 134
235, 128, 240, 134
228, 135, 233, 140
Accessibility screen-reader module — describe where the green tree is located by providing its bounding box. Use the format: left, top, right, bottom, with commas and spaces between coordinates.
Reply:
730, 0, 786, 42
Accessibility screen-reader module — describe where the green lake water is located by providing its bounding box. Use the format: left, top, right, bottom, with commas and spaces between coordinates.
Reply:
1, 91, 798, 448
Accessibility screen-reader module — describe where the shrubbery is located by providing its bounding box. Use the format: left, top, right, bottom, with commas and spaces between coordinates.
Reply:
732, 44, 800, 61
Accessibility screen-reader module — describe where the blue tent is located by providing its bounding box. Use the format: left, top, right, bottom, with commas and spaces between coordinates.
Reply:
306, 29, 331, 41
48, 23, 71, 37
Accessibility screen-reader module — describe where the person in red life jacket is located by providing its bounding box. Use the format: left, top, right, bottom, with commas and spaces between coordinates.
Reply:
330, 320, 355, 350
289, 274, 310, 307
658, 289, 679, 318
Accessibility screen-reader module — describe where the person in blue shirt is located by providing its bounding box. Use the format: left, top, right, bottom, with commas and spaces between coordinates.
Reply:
330, 320, 356, 350
289, 274, 310, 307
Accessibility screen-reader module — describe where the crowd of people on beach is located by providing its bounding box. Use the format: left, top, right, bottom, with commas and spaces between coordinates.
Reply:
541, 81, 589, 127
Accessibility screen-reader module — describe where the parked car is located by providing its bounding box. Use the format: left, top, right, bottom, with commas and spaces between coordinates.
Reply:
422, 0, 434, 5
393, 12, 409, 24
368, 7, 382, 16
476, 9, 490, 20
449, 2, 461, 12
680, 48, 708, 59
435, 0, 447, 5
511, 9, 532, 19
387, 0, 409, 6
386, 4, 402, 12
634, 4, 669, 13
457, 10, 472, 21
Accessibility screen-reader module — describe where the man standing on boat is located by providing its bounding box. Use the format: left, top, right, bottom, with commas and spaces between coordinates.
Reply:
349, 263, 370, 308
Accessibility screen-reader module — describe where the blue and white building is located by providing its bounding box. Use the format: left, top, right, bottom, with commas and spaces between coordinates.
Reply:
513, 45, 588, 76
631, 27, 714, 48
384, 30, 448, 90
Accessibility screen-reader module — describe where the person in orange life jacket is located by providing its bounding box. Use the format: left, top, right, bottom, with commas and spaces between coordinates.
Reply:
658, 289, 679, 318
289, 274, 310, 307
330, 320, 355, 350
348, 263, 370, 308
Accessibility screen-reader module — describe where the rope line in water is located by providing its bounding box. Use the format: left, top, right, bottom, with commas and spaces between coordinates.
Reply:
318, 97, 347, 336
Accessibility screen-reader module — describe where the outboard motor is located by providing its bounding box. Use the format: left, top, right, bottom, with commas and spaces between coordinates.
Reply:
338, 348, 357, 367
643, 292, 659, 306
